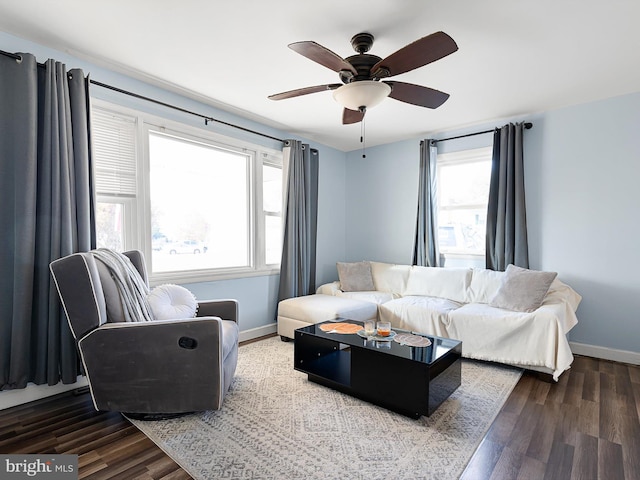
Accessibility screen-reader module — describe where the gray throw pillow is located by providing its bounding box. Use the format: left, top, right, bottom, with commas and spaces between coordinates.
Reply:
489, 264, 557, 312
336, 261, 375, 292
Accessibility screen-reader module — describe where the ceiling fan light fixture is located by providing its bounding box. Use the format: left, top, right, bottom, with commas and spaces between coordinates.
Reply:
332, 81, 391, 111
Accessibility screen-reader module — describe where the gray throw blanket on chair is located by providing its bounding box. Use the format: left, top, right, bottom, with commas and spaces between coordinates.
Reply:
92, 248, 154, 322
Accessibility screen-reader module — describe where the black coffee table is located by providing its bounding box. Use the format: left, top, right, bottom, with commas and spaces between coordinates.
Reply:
294, 319, 462, 418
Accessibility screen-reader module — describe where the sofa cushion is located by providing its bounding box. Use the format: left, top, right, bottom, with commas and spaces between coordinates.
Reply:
221, 319, 240, 360
404, 266, 472, 303
336, 261, 375, 292
378, 296, 461, 337
489, 265, 558, 312
465, 268, 505, 304
278, 294, 377, 323
336, 290, 394, 304
370, 262, 411, 296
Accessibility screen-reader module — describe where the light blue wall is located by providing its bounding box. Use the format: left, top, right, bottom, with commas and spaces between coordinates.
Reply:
316, 146, 348, 286
344, 96, 640, 354
1, 30, 347, 333
525, 94, 640, 352
345, 140, 420, 264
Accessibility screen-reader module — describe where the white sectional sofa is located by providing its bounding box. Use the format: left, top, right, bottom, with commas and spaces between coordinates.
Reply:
277, 261, 581, 381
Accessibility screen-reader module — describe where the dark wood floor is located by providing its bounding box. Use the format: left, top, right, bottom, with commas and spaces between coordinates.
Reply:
1, 353, 638, 479
0, 391, 189, 480
461, 355, 640, 480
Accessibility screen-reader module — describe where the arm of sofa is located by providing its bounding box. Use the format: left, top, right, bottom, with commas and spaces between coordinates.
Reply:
545, 279, 582, 312
316, 281, 342, 296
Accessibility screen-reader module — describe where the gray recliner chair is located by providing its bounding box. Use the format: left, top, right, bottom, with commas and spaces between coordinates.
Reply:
50, 249, 239, 415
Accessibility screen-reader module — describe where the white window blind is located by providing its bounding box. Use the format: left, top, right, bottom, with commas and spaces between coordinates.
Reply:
92, 108, 137, 196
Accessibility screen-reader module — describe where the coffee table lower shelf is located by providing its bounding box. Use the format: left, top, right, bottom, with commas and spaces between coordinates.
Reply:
294, 325, 461, 419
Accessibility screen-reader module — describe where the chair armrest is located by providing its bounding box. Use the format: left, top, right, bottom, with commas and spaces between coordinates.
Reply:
197, 298, 238, 323
78, 318, 228, 413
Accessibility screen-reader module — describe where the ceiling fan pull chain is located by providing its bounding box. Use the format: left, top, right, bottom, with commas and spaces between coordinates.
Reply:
361, 114, 366, 158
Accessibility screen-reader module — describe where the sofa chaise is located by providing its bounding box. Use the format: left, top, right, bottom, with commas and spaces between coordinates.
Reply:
277, 261, 581, 381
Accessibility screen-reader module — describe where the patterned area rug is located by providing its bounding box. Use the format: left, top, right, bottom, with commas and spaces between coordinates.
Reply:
130, 336, 522, 480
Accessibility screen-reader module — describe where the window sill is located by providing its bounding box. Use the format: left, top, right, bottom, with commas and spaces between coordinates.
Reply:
440, 253, 486, 268
149, 266, 280, 286
441, 252, 484, 258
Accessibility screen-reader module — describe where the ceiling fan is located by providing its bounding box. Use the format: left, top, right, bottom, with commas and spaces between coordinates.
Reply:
268, 31, 458, 124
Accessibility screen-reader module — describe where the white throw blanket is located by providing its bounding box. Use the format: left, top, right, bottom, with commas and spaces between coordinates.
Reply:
92, 248, 154, 323
446, 301, 578, 381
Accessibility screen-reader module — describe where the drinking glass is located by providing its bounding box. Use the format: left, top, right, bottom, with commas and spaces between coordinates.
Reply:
364, 320, 376, 338
377, 321, 391, 337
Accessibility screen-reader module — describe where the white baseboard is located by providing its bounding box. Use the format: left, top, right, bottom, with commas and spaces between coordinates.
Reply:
239, 323, 277, 343
1, 324, 278, 411
0, 377, 89, 411
570, 342, 640, 366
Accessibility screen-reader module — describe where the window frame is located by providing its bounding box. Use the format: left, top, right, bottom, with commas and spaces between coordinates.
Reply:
92, 99, 283, 285
436, 146, 493, 261
259, 153, 284, 267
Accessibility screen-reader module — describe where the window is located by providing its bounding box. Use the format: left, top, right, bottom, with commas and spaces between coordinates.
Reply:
92, 108, 138, 252
262, 154, 284, 265
92, 101, 283, 283
148, 130, 251, 273
436, 147, 492, 258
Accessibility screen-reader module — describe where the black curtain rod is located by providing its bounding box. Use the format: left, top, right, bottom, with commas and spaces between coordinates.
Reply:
433, 122, 533, 144
1, 49, 22, 61
89, 80, 285, 143
1, 49, 285, 144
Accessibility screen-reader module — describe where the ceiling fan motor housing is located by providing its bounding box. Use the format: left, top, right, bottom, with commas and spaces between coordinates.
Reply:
340, 54, 383, 83
350, 32, 374, 53
338, 33, 385, 83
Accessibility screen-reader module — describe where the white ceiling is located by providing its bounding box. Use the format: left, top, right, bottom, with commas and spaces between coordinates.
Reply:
1, 0, 639, 151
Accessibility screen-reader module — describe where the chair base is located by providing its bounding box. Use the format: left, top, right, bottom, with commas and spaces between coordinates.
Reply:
123, 411, 194, 421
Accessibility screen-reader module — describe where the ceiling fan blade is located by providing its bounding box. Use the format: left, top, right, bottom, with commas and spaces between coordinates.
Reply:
372, 31, 458, 78
342, 108, 365, 125
268, 84, 342, 101
289, 41, 358, 75
385, 81, 450, 109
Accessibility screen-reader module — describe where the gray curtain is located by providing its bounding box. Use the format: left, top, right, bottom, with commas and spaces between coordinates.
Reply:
0, 52, 95, 390
413, 139, 440, 266
486, 122, 529, 270
277, 140, 319, 301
